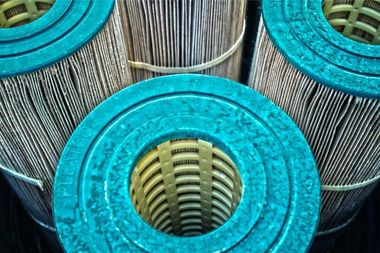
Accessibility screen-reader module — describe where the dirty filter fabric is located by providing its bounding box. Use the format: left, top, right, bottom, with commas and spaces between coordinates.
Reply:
118, 0, 247, 82
0, 2, 133, 228
249, 19, 379, 231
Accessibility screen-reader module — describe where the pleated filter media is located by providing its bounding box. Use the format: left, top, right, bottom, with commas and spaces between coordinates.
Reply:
249, 0, 379, 235
118, 0, 247, 82
0, 0, 133, 231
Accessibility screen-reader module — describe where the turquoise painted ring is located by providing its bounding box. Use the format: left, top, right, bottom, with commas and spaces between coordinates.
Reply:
0, 0, 114, 77
54, 75, 320, 252
262, 0, 380, 99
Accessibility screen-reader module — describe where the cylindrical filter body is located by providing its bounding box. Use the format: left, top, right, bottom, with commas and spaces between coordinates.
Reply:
0, 0, 133, 229
249, 0, 379, 233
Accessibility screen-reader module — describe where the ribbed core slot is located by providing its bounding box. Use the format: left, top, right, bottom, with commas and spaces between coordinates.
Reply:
130, 139, 242, 237
323, 0, 380, 44
0, 0, 55, 28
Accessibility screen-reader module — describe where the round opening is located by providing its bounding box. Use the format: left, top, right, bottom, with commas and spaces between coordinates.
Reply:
323, 0, 380, 45
130, 138, 243, 237
0, 0, 55, 28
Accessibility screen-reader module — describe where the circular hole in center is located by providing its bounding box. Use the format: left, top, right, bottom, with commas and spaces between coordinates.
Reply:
0, 0, 55, 28
323, 0, 380, 45
130, 138, 242, 237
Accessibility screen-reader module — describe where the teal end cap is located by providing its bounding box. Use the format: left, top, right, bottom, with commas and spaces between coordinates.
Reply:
53, 74, 321, 253
262, 0, 380, 99
0, 0, 115, 78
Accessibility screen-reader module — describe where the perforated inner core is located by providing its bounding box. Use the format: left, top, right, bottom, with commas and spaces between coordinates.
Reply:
130, 139, 242, 237
0, 0, 55, 28
323, 0, 380, 44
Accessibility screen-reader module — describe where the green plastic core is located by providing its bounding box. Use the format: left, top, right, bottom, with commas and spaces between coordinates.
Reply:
130, 138, 243, 237
323, 0, 380, 45
0, 0, 55, 28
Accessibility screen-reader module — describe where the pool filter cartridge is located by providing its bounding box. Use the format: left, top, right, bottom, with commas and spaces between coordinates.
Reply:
118, 0, 247, 82
54, 74, 320, 253
0, 0, 133, 231
248, 0, 379, 235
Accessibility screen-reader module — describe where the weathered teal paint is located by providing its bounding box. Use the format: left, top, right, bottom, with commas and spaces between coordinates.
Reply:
262, 0, 380, 99
54, 75, 320, 252
0, 0, 114, 77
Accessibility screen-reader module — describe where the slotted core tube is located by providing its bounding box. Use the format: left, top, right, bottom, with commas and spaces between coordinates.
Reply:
323, 0, 380, 45
249, 0, 380, 235
0, 0, 55, 28
130, 139, 242, 237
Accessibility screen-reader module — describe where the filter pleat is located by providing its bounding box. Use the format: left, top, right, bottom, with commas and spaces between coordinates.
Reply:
118, 0, 246, 82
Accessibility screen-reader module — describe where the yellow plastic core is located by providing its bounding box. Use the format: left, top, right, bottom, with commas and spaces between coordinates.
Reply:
130, 138, 242, 237
323, 0, 380, 45
0, 0, 55, 28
